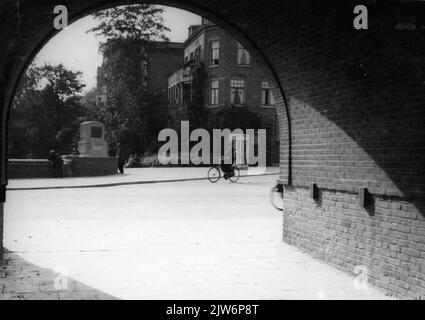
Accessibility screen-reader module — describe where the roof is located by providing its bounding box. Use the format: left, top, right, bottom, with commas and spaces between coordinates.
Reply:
102, 39, 183, 52
183, 23, 218, 48
147, 41, 184, 49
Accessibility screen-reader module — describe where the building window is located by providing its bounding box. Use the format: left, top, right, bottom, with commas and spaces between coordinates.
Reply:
210, 40, 219, 66
210, 79, 219, 105
230, 78, 245, 105
194, 47, 199, 63
261, 81, 275, 106
237, 43, 250, 66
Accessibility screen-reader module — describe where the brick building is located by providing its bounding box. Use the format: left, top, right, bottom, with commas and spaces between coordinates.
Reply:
97, 40, 183, 104
168, 19, 280, 165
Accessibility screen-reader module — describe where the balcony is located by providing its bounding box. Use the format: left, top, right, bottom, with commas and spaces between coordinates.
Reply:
168, 67, 192, 88
168, 61, 201, 88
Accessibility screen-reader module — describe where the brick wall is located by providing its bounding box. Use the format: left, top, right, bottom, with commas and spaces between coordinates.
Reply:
148, 43, 184, 94
7, 157, 117, 178
264, 3, 425, 200
64, 156, 118, 177
8, 159, 60, 179
268, 2, 425, 298
203, 26, 266, 108
282, 186, 425, 299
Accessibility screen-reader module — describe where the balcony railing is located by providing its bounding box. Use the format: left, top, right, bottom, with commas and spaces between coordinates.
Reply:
168, 61, 200, 87
168, 67, 193, 87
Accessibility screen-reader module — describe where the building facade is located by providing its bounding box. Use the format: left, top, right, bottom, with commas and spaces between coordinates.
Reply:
97, 40, 183, 104
168, 19, 279, 165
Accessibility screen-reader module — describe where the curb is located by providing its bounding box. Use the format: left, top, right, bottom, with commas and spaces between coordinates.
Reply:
6, 173, 279, 191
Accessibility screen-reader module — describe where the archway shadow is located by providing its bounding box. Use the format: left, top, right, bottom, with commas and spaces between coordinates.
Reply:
1, 250, 118, 300
265, 1, 425, 215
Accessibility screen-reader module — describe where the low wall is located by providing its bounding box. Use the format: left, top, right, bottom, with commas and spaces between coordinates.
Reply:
8, 157, 118, 179
8, 159, 72, 179
66, 156, 118, 177
282, 186, 425, 300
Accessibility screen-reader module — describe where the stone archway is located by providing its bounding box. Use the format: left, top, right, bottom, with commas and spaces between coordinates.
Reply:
1, 1, 425, 299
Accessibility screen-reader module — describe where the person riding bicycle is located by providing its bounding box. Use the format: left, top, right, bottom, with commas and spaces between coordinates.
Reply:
220, 147, 236, 180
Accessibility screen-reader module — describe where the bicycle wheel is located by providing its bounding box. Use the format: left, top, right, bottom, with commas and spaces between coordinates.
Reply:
229, 167, 240, 183
270, 186, 284, 211
207, 167, 221, 183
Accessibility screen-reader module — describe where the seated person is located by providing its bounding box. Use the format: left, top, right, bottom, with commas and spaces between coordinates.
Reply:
48, 149, 64, 178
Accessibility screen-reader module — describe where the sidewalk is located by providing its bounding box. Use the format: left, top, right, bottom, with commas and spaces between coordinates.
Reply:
7, 167, 280, 190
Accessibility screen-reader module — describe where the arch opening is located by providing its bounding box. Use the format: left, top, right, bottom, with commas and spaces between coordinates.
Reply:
1, 2, 292, 299
2, 0, 291, 189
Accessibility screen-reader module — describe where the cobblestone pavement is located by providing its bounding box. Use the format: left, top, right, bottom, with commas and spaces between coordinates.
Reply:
1, 173, 393, 299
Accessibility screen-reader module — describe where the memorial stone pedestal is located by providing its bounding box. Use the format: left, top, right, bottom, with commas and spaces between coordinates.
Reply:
78, 121, 109, 157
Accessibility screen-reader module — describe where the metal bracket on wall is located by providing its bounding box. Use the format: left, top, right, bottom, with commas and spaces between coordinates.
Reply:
309, 183, 319, 201
358, 187, 372, 208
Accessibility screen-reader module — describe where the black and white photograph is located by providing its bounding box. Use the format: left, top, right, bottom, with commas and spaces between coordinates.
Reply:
0, 0, 424, 306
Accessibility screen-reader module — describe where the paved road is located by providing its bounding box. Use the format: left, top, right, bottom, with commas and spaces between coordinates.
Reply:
7, 167, 279, 189
1, 173, 391, 299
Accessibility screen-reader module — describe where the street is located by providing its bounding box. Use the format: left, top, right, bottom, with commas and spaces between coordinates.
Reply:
1, 170, 390, 299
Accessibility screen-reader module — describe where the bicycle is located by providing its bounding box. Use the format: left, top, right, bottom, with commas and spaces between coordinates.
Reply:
207, 164, 240, 183
270, 182, 284, 211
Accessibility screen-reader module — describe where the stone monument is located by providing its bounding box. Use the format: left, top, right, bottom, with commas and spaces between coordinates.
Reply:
77, 121, 109, 157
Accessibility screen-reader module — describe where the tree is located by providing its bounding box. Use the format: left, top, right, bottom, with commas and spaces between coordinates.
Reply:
87, 5, 171, 157
187, 63, 209, 130
81, 87, 98, 109
9, 63, 86, 158
87, 4, 170, 51
95, 44, 170, 156
81, 87, 100, 121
